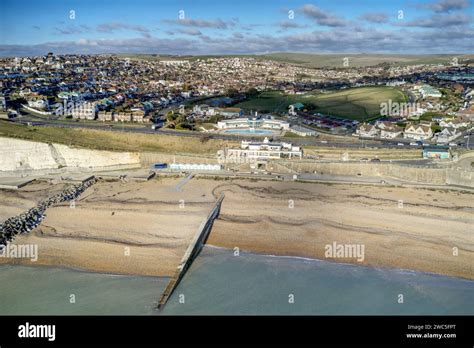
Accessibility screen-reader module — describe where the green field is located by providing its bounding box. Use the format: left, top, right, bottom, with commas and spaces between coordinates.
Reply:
235, 87, 408, 121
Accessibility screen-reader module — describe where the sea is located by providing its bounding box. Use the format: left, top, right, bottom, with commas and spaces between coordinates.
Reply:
0, 246, 473, 315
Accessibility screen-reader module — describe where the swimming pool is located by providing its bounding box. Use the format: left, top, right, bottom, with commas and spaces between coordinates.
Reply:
222, 128, 276, 135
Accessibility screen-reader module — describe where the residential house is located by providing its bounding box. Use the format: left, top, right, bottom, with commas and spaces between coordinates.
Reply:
436, 128, 461, 144
355, 123, 380, 138
131, 109, 147, 123
439, 117, 469, 129
403, 122, 433, 141
380, 124, 403, 139
114, 111, 132, 122
71, 101, 97, 120
98, 111, 114, 121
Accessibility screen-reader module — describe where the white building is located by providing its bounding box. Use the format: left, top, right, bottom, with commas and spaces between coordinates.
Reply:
439, 117, 470, 129
355, 124, 380, 138
27, 98, 48, 110
436, 128, 461, 144
416, 85, 442, 98
71, 101, 97, 120
380, 125, 404, 139
0, 95, 6, 112
373, 121, 404, 139
170, 163, 222, 171
226, 137, 302, 161
217, 117, 290, 130
289, 125, 317, 137
159, 60, 190, 67
403, 122, 433, 141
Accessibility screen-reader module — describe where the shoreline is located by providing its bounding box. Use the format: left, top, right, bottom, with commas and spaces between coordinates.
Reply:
1, 178, 472, 280
204, 244, 474, 282
3, 242, 472, 285
0, 262, 170, 281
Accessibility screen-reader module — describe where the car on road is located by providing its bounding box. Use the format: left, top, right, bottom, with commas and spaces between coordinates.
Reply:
449, 143, 458, 147
371, 158, 380, 162
321, 140, 328, 144
397, 143, 404, 146
409, 142, 418, 146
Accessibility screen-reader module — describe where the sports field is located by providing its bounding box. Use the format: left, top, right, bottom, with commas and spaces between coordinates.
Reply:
235, 87, 408, 121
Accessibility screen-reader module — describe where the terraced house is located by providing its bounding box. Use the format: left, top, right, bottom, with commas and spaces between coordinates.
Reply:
403, 122, 433, 141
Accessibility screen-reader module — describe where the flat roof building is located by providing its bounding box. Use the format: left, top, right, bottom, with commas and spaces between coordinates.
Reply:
217, 117, 290, 130
423, 146, 450, 159
226, 137, 302, 161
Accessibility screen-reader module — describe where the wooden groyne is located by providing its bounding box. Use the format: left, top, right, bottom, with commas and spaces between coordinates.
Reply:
157, 193, 225, 310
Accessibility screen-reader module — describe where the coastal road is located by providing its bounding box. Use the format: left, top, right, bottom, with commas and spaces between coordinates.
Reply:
8, 114, 427, 150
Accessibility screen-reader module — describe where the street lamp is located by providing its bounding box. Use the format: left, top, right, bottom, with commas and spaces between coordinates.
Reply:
467, 128, 472, 150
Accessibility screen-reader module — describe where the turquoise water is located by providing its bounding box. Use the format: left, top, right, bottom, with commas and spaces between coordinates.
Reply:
222, 128, 275, 135
0, 265, 167, 315
1, 247, 473, 315
162, 246, 474, 315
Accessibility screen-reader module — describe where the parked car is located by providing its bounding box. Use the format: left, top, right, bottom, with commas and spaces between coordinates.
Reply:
409, 142, 418, 146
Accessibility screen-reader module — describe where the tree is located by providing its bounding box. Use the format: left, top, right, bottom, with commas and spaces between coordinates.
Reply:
246, 88, 259, 97
226, 88, 239, 98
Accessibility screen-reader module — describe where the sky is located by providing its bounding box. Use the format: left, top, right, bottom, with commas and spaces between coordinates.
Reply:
0, 0, 472, 56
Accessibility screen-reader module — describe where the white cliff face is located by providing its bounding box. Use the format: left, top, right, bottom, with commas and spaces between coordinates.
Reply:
0, 137, 140, 172
52, 143, 140, 168
0, 137, 58, 171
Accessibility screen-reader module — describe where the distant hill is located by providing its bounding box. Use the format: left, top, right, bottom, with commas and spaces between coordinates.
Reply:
118, 52, 474, 68
260, 52, 474, 68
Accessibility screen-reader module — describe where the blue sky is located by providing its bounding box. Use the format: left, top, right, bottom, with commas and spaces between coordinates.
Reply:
0, 0, 472, 56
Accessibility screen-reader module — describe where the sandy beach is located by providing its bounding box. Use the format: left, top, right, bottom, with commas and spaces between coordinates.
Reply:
207, 180, 474, 280
0, 177, 215, 276
1, 177, 473, 279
